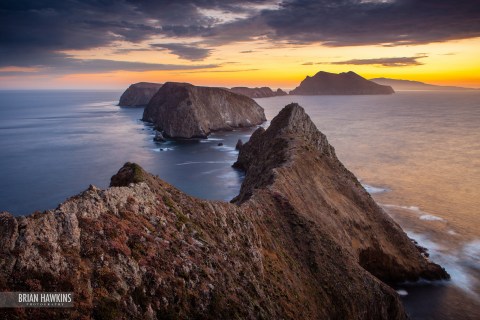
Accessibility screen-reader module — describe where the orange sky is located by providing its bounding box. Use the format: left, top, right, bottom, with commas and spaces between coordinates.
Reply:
1, 21, 479, 90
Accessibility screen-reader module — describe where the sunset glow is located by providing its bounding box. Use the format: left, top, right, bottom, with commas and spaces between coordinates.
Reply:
1, 1, 479, 90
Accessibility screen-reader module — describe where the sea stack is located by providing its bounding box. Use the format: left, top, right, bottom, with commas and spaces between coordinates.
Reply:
290, 71, 394, 95
118, 82, 163, 107
142, 82, 266, 139
0, 104, 448, 319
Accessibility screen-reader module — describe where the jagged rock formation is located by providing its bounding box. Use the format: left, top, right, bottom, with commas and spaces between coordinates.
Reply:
235, 139, 243, 150
0, 104, 448, 319
371, 78, 476, 91
118, 82, 163, 107
290, 71, 394, 95
229, 87, 288, 98
142, 82, 266, 139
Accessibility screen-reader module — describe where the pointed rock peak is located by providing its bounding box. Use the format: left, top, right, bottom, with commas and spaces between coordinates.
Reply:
265, 103, 318, 136
313, 70, 333, 77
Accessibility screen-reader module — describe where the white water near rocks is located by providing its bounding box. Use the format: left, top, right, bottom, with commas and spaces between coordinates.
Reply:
0, 90, 479, 318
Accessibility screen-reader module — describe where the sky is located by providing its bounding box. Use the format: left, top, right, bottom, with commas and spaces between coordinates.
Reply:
0, 0, 479, 90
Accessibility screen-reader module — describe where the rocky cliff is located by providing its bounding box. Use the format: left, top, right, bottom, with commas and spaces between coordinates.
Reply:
290, 71, 394, 95
142, 82, 266, 139
0, 104, 447, 319
229, 87, 288, 98
118, 82, 163, 107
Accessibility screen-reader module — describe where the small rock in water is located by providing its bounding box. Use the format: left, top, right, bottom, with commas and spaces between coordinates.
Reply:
154, 131, 166, 142
235, 139, 243, 150
217, 143, 223, 146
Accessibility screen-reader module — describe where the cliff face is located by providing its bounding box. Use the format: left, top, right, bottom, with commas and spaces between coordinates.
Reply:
118, 82, 163, 107
142, 82, 266, 139
229, 87, 288, 98
0, 105, 448, 319
290, 71, 394, 95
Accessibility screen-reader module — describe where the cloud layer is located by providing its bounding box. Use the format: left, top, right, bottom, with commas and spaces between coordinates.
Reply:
331, 55, 428, 67
1, 0, 479, 73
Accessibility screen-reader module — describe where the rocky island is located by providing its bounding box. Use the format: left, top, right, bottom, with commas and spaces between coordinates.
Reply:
290, 71, 394, 95
371, 77, 476, 91
229, 87, 288, 98
118, 82, 163, 107
142, 82, 266, 139
0, 104, 448, 319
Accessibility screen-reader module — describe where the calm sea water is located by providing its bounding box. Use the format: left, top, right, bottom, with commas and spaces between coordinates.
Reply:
0, 90, 479, 318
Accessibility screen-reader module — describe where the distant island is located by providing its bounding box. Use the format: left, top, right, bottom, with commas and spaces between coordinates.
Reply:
118, 82, 163, 107
290, 71, 394, 95
229, 87, 287, 98
370, 78, 477, 91
142, 82, 266, 139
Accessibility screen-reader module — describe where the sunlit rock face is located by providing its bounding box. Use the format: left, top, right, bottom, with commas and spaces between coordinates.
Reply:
290, 71, 394, 95
0, 104, 448, 319
142, 82, 266, 139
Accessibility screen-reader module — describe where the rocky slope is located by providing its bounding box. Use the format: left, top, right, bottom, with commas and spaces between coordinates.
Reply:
0, 104, 448, 319
142, 82, 266, 139
229, 87, 288, 98
290, 71, 394, 95
118, 82, 163, 107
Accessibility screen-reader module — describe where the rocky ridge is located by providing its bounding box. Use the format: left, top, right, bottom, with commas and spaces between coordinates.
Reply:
142, 82, 266, 139
229, 87, 288, 98
0, 104, 448, 319
290, 71, 394, 95
118, 82, 163, 107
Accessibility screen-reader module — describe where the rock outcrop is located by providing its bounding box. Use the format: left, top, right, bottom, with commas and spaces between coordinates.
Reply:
142, 82, 266, 139
0, 104, 448, 319
118, 82, 163, 107
290, 71, 394, 95
229, 87, 288, 98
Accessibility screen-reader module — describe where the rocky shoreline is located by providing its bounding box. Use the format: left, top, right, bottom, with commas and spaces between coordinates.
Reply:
0, 104, 448, 319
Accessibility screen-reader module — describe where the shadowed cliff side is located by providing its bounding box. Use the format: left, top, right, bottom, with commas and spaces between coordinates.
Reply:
118, 82, 163, 107
0, 104, 448, 319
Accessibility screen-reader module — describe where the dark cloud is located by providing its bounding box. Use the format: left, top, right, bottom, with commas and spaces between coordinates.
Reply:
262, 0, 480, 46
0, 55, 218, 75
331, 55, 428, 67
0, 0, 273, 70
151, 43, 212, 60
51, 58, 218, 74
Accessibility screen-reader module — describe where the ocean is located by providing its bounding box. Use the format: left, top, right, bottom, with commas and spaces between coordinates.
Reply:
0, 90, 479, 319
